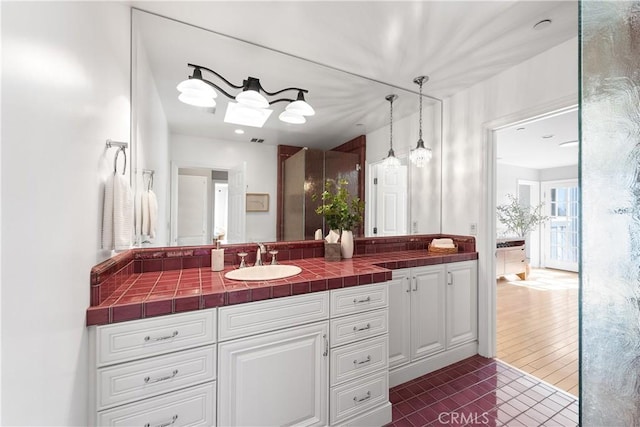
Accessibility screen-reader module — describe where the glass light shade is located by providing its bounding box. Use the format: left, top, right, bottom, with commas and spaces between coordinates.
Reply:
224, 102, 272, 128
279, 110, 306, 124
178, 92, 216, 108
409, 142, 432, 168
286, 100, 315, 116
236, 90, 269, 109
176, 78, 217, 98
382, 150, 401, 169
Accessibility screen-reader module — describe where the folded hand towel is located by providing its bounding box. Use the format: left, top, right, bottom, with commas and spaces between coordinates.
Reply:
102, 175, 115, 250
433, 243, 456, 249
431, 238, 454, 247
113, 174, 133, 251
148, 189, 158, 240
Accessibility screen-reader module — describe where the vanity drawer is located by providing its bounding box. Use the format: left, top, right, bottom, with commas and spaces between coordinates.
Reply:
96, 382, 216, 426
330, 336, 388, 386
505, 247, 525, 262
330, 309, 388, 348
330, 283, 388, 318
330, 371, 389, 425
218, 291, 329, 341
95, 310, 216, 366
97, 345, 216, 410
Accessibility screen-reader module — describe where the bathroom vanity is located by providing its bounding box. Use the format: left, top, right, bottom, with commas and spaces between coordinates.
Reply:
86, 235, 478, 426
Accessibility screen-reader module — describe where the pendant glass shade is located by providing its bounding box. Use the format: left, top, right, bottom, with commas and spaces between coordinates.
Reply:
286, 91, 315, 116
236, 90, 269, 109
382, 148, 401, 169
409, 139, 432, 168
410, 75, 431, 168
279, 110, 306, 124
178, 91, 216, 108
176, 78, 217, 98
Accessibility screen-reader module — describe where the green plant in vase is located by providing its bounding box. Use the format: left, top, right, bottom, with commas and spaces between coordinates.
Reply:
313, 178, 364, 259
496, 193, 548, 237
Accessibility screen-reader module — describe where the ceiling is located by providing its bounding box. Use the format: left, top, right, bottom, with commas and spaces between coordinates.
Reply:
497, 108, 578, 169
131, 1, 579, 150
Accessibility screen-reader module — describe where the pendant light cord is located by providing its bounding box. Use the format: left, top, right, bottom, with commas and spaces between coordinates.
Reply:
418, 79, 423, 141
390, 97, 394, 150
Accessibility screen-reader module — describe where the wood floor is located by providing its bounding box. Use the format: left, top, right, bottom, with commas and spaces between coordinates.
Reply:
497, 268, 579, 396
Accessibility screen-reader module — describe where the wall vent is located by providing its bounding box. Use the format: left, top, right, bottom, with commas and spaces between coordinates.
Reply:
250, 138, 265, 143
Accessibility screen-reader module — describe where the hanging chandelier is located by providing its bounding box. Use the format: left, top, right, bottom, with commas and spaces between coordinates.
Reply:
382, 94, 401, 169
409, 75, 432, 167
176, 63, 315, 128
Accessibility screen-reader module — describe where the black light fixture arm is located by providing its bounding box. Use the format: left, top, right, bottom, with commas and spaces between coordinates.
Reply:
188, 63, 243, 89
261, 86, 309, 97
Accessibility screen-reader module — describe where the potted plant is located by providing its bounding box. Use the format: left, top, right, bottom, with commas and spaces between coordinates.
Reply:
314, 178, 364, 259
496, 194, 548, 238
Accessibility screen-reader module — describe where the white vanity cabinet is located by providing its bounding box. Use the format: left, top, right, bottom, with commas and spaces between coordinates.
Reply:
88, 310, 218, 426
217, 292, 330, 427
388, 260, 478, 387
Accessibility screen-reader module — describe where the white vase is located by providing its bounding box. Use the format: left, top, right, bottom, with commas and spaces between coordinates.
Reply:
341, 230, 354, 259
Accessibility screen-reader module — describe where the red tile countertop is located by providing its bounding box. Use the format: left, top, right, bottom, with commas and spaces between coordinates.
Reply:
86, 249, 477, 326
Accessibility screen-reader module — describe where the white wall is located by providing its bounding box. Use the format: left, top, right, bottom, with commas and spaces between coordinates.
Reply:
133, 37, 170, 246
443, 36, 578, 356
366, 103, 442, 234
170, 134, 277, 243
540, 164, 578, 182
1, 2, 130, 425
496, 163, 539, 207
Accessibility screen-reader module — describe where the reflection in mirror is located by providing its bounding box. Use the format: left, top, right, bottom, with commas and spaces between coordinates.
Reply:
131, 8, 442, 247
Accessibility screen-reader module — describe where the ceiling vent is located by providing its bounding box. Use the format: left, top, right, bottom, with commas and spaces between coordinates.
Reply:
250, 138, 265, 143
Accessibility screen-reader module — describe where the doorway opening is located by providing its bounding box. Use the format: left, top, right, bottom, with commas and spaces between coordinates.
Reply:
494, 107, 579, 396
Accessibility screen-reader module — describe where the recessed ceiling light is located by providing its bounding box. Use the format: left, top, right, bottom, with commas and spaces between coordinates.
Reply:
534, 19, 552, 31
559, 140, 579, 148
542, 134, 554, 139
234, 129, 245, 135
516, 127, 525, 131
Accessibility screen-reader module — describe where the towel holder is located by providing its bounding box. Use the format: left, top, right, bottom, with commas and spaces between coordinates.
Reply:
143, 169, 154, 190
106, 140, 128, 175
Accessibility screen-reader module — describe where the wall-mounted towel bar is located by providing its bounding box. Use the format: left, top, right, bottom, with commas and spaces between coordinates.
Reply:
106, 139, 128, 175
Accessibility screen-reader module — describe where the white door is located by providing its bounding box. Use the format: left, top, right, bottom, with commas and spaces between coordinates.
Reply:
217, 323, 329, 427
375, 164, 408, 236
227, 162, 246, 244
177, 174, 208, 245
411, 265, 446, 360
387, 270, 412, 369
446, 261, 478, 348
543, 180, 579, 271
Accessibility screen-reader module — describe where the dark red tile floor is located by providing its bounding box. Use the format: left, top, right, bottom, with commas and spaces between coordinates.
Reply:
387, 355, 578, 426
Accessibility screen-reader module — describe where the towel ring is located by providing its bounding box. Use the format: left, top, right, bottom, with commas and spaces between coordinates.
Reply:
114, 146, 127, 175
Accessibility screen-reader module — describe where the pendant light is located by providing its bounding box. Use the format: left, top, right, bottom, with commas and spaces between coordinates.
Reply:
382, 94, 401, 169
409, 75, 432, 167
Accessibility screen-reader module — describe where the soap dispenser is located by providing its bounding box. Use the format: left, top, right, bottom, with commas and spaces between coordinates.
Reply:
211, 239, 224, 272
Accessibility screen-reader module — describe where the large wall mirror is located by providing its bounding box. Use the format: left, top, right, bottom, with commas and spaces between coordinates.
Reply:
131, 8, 442, 247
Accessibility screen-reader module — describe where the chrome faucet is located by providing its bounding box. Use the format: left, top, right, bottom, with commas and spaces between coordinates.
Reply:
255, 243, 266, 266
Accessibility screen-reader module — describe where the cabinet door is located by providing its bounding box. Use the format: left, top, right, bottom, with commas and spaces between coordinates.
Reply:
446, 260, 478, 348
411, 265, 446, 360
387, 270, 411, 368
217, 322, 329, 427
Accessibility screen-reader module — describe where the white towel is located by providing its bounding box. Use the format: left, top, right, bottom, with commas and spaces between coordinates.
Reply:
141, 190, 150, 236
134, 190, 142, 238
148, 189, 158, 240
102, 174, 133, 251
431, 238, 454, 247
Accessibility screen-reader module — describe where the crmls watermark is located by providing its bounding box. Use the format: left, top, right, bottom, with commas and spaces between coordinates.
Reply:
438, 411, 490, 425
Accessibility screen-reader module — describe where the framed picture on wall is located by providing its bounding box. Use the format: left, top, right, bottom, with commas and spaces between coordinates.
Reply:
246, 193, 269, 212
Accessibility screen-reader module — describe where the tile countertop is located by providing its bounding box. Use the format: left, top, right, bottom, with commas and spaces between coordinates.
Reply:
86, 249, 478, 326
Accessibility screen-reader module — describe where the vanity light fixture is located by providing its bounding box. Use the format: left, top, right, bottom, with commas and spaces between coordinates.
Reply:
382, 94, 401, 169
559, 140, 579, 148
409, 75, 432, 168
177, 63, 314, 127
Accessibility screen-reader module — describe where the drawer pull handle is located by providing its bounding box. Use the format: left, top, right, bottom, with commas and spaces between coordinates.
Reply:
353, 355, 372, 365
144, 414, 178, 427
353, 391, 371, 403
144, 369, 178, 384
353, 323, 371, 332
406, 277, 411, 293
353, 296, 371, 304
144, 330, 178, 342
323, 334, 328, 357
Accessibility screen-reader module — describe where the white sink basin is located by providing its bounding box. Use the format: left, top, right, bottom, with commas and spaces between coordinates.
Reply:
224, 264, 302, 281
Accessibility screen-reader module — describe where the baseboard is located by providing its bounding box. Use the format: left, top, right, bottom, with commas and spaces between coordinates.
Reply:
389, 342, 478, 387
336, 401, 392, 427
